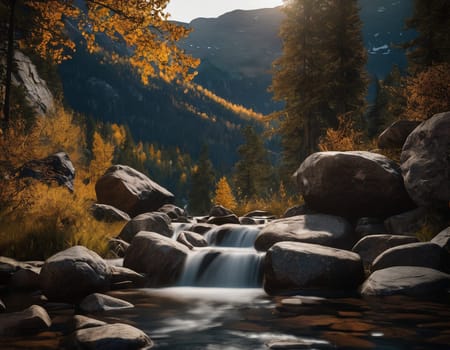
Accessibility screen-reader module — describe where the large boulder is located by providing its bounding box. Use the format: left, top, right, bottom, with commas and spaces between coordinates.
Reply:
176, 231, 208, 249
123, 231, 189, 287
158, 204, 186, 220
294, 151, 415, 219
0, 305, 51, 335
371, 242, 449, 272
18, 152, 75, 191
209, 205, 234, 217
95, 165, 174, 217
264, 242, 364, 295
352, 234, 418, 268
354, 217, 387, 237
377, 120, 421, 149
255, 214, 354, 251
68, 323, 153, 350
360, 266, 450, 296
40, 246, 111, 302
400, 112, 450, 207
118, 212, 172, 243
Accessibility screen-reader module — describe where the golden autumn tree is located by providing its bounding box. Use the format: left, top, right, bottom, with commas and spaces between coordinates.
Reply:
89, 131, 114, 182
1, 0, 199, 129
214, 177, 237, 211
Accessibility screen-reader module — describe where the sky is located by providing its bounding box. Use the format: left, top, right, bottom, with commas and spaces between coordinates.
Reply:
166, 0, 284, 23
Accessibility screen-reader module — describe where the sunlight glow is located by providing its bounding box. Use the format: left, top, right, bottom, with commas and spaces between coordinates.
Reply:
166, 0, 284, 23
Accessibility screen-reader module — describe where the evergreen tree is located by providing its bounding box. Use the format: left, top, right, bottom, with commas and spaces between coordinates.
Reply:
404, 0, 450, 71
234, 126, 272, 200
271, 0, 367, 175
188, 145, 215, 215
214, 177, 237, 211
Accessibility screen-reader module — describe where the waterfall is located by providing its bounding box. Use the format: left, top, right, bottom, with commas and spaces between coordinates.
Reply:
204, 224, 261, 248
178, 248, 264, 288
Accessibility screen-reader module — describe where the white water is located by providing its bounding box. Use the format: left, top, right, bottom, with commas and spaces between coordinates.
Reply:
178, 224, 264, 288
178, 248, 264, 288
204, 224, 261, 248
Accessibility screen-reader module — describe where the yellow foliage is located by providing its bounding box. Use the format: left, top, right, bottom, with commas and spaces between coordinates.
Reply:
214, 177, 237, 211
89, 131, 114, 183
111, 123, 126, 147
318, 114, 364, 152
404, 63, 450, 121
23, 0, 199, 82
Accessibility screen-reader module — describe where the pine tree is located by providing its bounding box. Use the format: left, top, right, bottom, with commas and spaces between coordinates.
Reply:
214, 177, 237, 211
188, 146, 215, 215
271, 0, 367, 174
234, 126, 272, 200
404, 0, 450, 72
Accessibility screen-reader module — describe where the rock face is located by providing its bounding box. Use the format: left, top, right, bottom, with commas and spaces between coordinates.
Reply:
352, 234, 418, 268
371, 242, 448, 272
123, 231, 189, 287
118, 212, 173, 242
0, 305, 51, 335
209, 205, 233, 217
90, 204, 131, 222
158, 204, 186, 220
255, 214, 354, 251
79, 293, 134, 313
18, 152, 76, 191
377, 120, 421, 149
95, 165, 175, 217
69, 323, 153, 350
10, 266, 40, 290
264, 242, 364, 294
360, 266, 450, 296
40, 246, 111, 302
294, 151, 415, 219
400, 112, 450, 207
384, 207, 429, 236
355, 217, 387, 236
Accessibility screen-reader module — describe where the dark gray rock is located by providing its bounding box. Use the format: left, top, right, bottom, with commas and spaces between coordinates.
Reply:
384, 207, 430, 236
355, 217, 387, 236
207, 214, 240, 225
360, 266, 450, 296
123, 231, 189, 287
209, 205, 234, 217
264, 242, 364, 295
282, 205, 316, 218
109, 265, 146, 288
432, 227, 450, 253
10, 266, 40, 290
294, 151, 415, 219
243, 210, 274, 218
401, 112, 450, 207
118, 212, 173, 243
69, 323, 153, 350
0, 256, 26, 284
352, 234, 418, 268
95, 164, 174, 217
0, 299, 5, 313
255, 214, 354, 251
0, 305, 51, 335
90, 204, 131, 222
79, 293, 134, 313
72, 315, 107, 331
371, 242, 449, 272
239, 217, 258, 225
176, 231, 208, 249
18, 152, 75, 191
378, 119, 421, 149
190, 223, 215, 235
40, 246, 111, 302
158, 204, 186, 220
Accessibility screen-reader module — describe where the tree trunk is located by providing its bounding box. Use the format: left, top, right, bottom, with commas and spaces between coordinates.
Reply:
2, 0, 16, 131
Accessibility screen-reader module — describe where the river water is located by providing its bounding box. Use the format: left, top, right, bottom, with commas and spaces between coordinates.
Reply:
1, 223, 450, 349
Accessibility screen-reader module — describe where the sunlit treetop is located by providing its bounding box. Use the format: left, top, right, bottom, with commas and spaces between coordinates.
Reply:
22, 0, 199, 84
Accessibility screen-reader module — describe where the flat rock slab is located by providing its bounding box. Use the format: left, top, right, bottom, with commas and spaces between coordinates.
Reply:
0, 305, 51, 336
72, 315, 107, 331
255, 214, 354, 251
264, 242, 364, 295
360, 266, 450, 296
352, 234, 418, 267
432, 227, 450, 253
79, 293, 134, 313
69, 323, 153, 350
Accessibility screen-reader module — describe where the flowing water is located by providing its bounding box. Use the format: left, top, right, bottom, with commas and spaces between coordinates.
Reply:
1, 224, 450, 349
